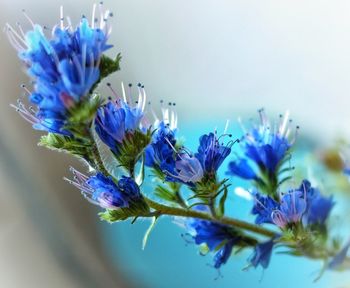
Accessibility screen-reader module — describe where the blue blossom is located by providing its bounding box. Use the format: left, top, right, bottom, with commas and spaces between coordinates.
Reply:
8, 5, 113, 134
276, 191, 307, 225
227, 158, 259, 180
195, 132, 232, 175
251, 192, 279, 225
65, 167, 141, 209
145, 121, 177, 174
146, 129, 204, 183
95, 87, 147, 154
229, 109, 298, 180
185, 213, 240, 268
249, 239, 275, 269
252, 180, 334, 229
173, 153, 204, 183
302, 181, 334, 226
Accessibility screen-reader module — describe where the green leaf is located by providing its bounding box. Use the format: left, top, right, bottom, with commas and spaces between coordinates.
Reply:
64, 95, 104, 138
155, 186, 176, 202
99, 54, 122, 80
142, 216, 158, 250
91, 54, 122, 92
114, 129, 152, 175
217, 185, 228, 218
39, 133, 93, 161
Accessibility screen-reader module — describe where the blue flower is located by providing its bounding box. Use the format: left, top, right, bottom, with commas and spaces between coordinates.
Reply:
145, 121, 177, 174
252, 180, 334, 229
302, 181, 334, 226
231, 109, 298, 179
270, 186, 307, 228
8, 6, 113, 134
95, 101, 127, 152
249, 239, 275, 269
95, 90, 147, 154
277, 191, 307, 224
195, 132, 232, 175
186, 215, 240, 268
173, 153, 204, 183
65, 167, 141, 209
251, 192, 279, 225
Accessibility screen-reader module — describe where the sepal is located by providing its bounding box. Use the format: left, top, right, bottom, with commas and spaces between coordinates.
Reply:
113, 129, 152, 175
91, 53, 122, 92
64, 95, 103, 138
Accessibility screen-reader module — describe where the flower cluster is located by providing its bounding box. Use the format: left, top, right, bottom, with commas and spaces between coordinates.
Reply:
182, 206, 274, 269
65, 167, 144, 209
252, 180, 334, 228
8, 4, 113, 135
146, 129, 234, 185
228, 109, 298, 194
7, 4, 350, 282
95, 83, 147, 154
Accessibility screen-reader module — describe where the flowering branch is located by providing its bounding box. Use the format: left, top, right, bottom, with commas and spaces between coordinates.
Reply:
7, 3, 350, 280
143, 198, 276, 238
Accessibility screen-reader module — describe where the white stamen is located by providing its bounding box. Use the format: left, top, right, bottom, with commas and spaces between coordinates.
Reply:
60, 6, 64, 29
223, 119, 230, 134
279, 110, 290, 136
121, 82, 127, 103
91, 3, 97, 29
22, 9, 35, 27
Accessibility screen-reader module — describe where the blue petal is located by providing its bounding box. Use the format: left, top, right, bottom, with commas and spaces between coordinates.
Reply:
227, 158, 257, 180
251, 192, 279, 225
250, 239, 274, 269
329, 241, 350, 270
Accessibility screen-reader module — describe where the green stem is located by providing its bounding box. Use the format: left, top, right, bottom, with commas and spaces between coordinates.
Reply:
88, 130, 109, 175
144, 198, 276, 238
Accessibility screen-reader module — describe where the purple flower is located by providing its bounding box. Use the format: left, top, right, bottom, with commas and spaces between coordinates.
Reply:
276, 191, 307, 225
65, 167, 141, 209
173, 154, 204, 183
251, 192, 279, 225
252, 180, 334, 229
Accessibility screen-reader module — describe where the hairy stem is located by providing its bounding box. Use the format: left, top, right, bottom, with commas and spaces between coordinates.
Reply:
144, 198, 276, 238
88, 129, 109, 175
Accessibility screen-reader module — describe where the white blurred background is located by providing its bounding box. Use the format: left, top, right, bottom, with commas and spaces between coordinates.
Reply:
1, 0, 350, 287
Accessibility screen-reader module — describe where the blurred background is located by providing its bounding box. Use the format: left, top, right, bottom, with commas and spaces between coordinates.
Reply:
1, 0, 350, 287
